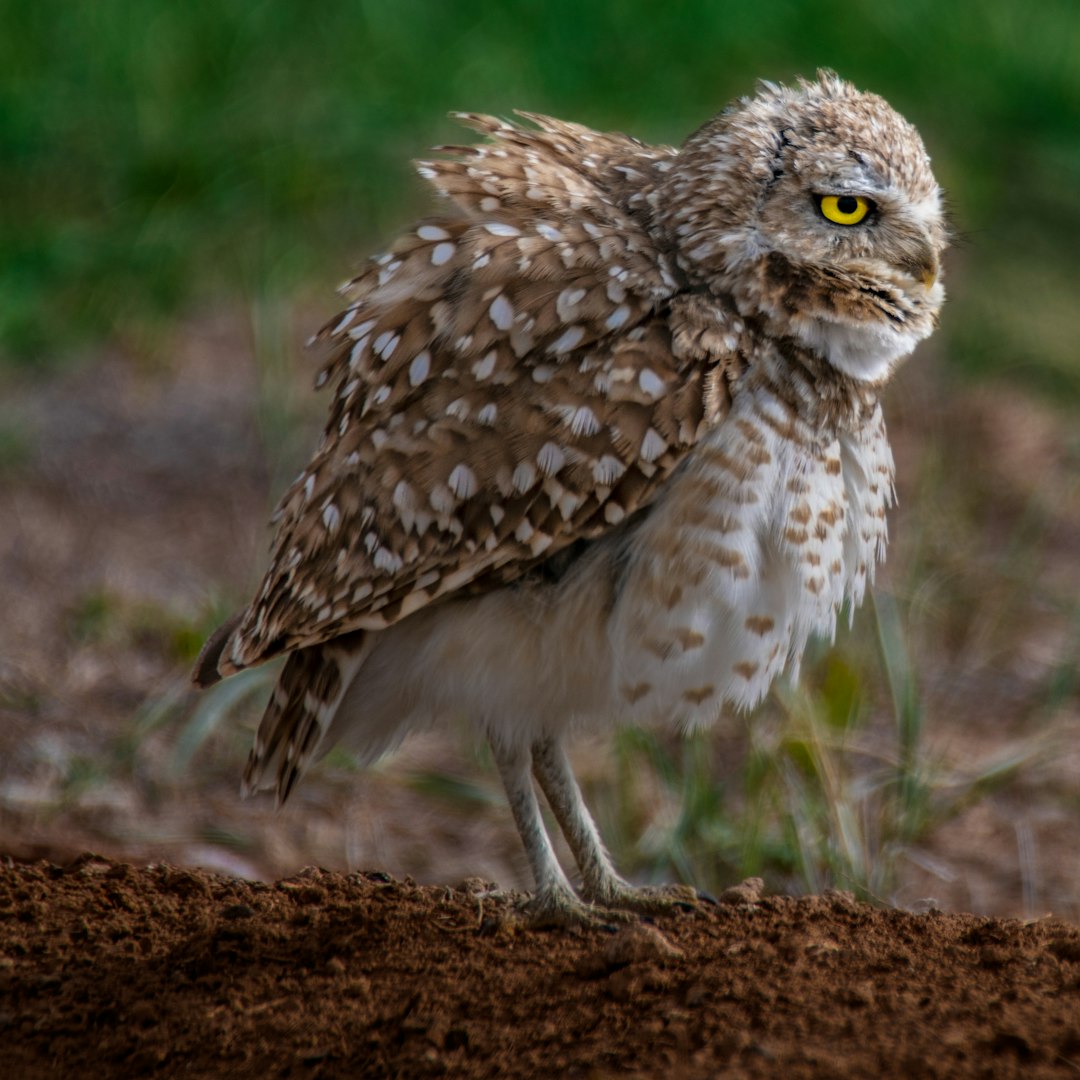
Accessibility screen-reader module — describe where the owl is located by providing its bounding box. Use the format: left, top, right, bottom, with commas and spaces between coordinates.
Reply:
194, 71, 946, 925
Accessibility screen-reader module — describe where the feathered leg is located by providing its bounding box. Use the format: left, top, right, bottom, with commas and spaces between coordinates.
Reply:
531, 735, 697, 913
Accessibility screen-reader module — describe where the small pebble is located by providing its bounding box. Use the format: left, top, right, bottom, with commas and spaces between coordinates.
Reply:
718, 878, 765, 906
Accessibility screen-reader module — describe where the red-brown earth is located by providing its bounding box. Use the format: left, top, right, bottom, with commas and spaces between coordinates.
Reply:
4, 855, 1080, 1079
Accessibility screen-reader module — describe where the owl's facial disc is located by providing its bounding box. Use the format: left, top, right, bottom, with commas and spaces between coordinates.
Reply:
659, 73, 947, 384
751, 156, 946, 380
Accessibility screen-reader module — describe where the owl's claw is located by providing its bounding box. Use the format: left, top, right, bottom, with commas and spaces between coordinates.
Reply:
516, 884, 628, 930
582, 880, 700, 916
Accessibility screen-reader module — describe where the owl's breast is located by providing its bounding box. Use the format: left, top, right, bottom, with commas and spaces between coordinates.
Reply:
607, 386, 894, 728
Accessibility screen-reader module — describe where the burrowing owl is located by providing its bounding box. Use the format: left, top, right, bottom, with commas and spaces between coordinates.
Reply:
195, 71, 946, 924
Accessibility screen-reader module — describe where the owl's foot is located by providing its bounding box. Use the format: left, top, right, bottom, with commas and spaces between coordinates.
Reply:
583, 880, 701, 916
517, 883, 629, 930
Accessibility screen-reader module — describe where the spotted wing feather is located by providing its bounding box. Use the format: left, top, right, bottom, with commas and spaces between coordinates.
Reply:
204, 116, 745, 681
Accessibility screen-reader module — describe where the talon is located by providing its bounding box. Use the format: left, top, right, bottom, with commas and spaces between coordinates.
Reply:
516, 886, 624, 930
583, 881, 702, 916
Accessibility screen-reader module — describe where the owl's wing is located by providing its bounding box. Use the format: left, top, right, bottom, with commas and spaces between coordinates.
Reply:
200, 116, 745, 680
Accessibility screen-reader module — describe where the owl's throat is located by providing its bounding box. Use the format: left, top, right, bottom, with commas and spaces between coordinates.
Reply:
788, 316, 925, 384
722, 250, 940, 387
744, 337, 883, 437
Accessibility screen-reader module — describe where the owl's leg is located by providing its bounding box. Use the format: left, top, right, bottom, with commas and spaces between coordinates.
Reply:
531, 736, 697, 914
529, 736, 626, 900
489, 738, 609, 928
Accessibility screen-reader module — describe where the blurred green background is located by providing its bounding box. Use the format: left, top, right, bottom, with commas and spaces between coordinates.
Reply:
4, 0, 1079, 387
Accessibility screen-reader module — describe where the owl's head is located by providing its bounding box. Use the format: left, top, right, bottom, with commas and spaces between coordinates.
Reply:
656, 72, 947, 383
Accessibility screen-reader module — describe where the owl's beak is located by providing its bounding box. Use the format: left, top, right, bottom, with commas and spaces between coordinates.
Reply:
900, 248, 939, 290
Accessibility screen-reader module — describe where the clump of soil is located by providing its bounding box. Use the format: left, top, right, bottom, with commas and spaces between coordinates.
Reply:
4, 856, 1080, 1078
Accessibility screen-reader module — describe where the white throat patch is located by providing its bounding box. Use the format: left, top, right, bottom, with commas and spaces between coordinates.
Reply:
795, 317, 923, 383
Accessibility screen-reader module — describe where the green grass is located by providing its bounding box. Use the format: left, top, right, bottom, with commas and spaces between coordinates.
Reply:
3, 0, 1079, 392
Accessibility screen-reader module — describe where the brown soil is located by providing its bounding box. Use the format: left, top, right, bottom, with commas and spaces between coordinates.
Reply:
4, 856, 1080, 1079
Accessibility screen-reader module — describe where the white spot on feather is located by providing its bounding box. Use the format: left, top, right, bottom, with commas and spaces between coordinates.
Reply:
409, 350, 431, 386
484, 222, 521, 237
554, 488, 581, 520
537, 442, 566, 475
415, 570, 440, 591
640, 427, 667, 462
638, 368, 666, 399
568, 406, 600, 436
529, 532, 554, 555
550, 325, 585, 354
472, 350, 497, 380
489, 294, 514, 331
448, 463, 479, 499
445, 397, 470, 421
374, 331, 400, 360
322, 503, 341, 532
513, 461, 537, 492
605, 304, 631, 330
349, 319, 377, 341
556, 288, 586, 322
429, 484, 457, 514
418, 224, 450, 241
332, 308, 357, 334
373, 546, 403, 573
431, 242, 456, 266
593, 455, 625, 484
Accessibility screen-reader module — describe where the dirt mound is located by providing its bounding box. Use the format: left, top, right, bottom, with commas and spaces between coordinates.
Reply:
3, 857, 1080, 1078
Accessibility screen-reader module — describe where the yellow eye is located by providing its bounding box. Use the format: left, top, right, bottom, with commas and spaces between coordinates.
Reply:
818, 194, 872, 225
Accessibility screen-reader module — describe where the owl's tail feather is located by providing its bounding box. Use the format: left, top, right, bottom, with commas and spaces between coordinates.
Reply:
241, 632, 372, 805
192, 613, 245, 688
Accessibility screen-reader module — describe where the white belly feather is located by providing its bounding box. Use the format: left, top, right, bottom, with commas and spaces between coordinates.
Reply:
609, 387, 893, 728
